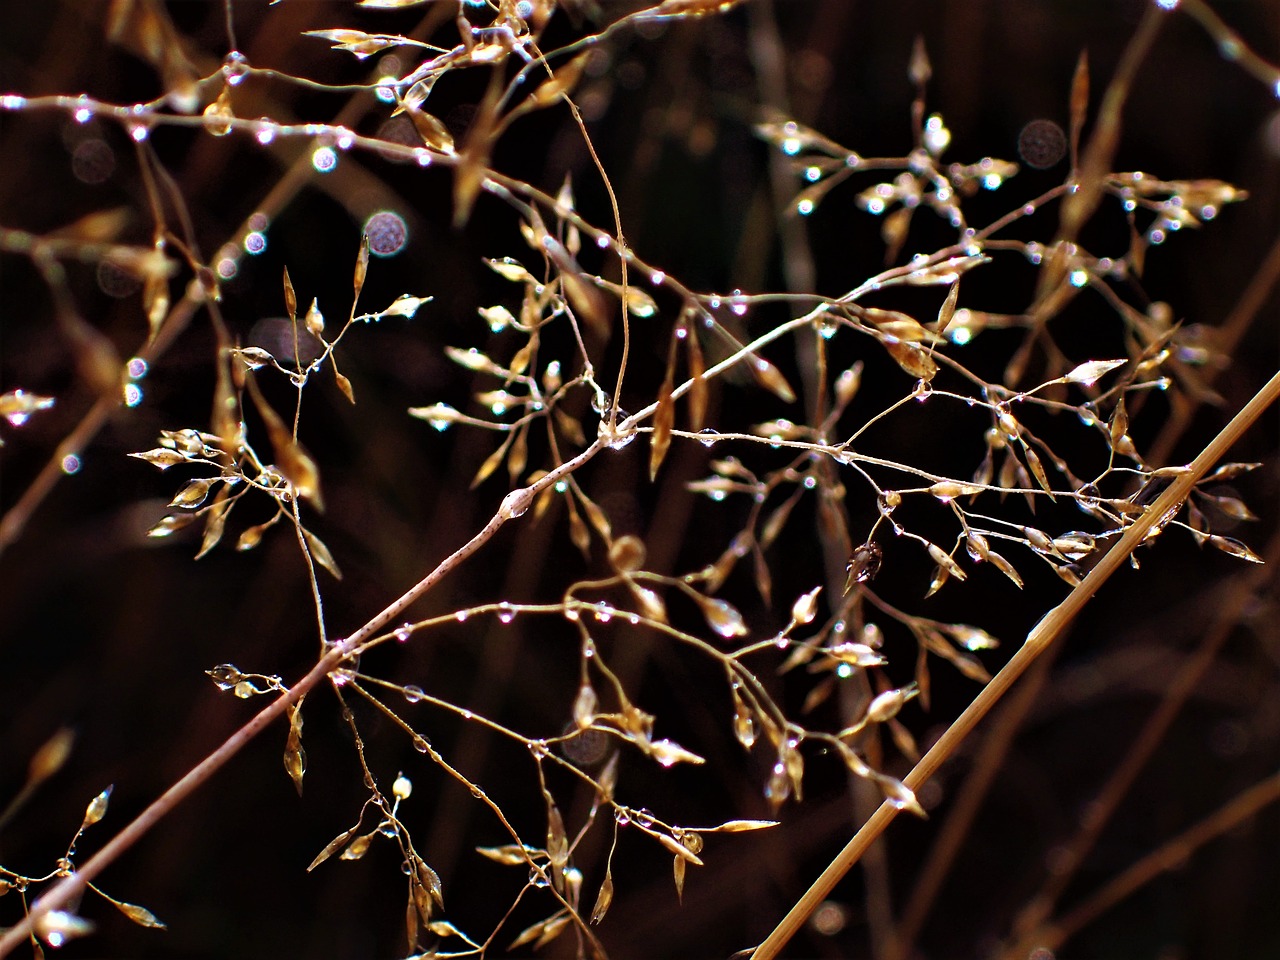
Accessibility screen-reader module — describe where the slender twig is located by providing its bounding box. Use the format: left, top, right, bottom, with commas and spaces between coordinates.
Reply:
746, 3, 894, 955
887, 228, 1280, 960
1038, 768, 1280, 955
751, 366, 1280, 960
999, 523, 1280, 958
0, 439, 603, 958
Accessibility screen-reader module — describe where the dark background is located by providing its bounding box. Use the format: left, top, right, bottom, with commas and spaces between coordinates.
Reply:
1, 2, 1278, 958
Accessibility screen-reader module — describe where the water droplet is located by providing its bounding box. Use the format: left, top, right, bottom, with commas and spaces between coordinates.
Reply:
222, 51, 251, 85
123, 383, 143, 408
336, 130, 355, 150
923, 113, 951, 154
634, 808, 655, 828
127, 357, 148, 379
455, 610, 469, 622
797, 198, 815, 216
128, 124, 149, 142
375, 78, 398, 104
61, 454, 82, 475
216, 258, 237, 279
255, 125, 275, 145
650, 270, 665, 285
404, 685, 424, 703
497, 603, 515, 624
594, 603, 614, 624
697, 427, 718, 447
782, 137, 801, 155
74, 105, 92, 124
1, 94, 26, 110
312, 146, 338, 173
607, 431, 636, 450
364, 210, 408, 257
395, 623, 412, 642
427, 403, 456, 431
1069, 269, 1088, 288
412, 735, 430, 753
243, 231, 267, 255
596, 233, 611, 248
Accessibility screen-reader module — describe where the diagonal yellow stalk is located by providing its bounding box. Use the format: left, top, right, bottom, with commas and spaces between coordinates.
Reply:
752, 366, 1280, 960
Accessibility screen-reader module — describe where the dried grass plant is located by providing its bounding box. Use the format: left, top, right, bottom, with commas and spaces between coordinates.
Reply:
0, 1, 1278, 958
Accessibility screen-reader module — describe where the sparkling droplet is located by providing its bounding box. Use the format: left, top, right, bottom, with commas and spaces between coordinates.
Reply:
403, 685, 424, 704
364, 210, 408, 257
123, 383, 143, 408
61, 453, 82, 475
222, 51, 251, 85
312, 146, 338, 173
243, 231, 267, 255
